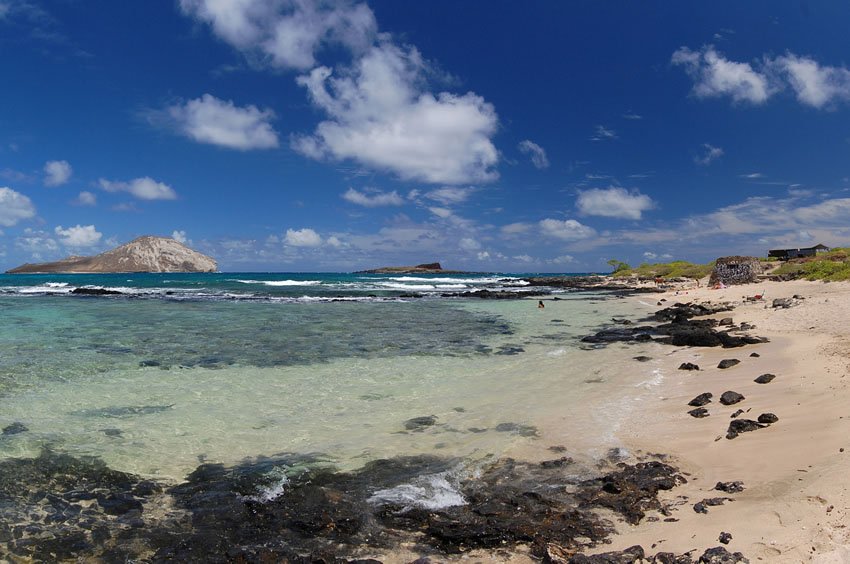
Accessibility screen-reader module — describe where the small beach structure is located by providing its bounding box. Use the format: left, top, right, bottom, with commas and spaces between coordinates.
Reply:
709, 256, 765, 286
767, 244, 830, 260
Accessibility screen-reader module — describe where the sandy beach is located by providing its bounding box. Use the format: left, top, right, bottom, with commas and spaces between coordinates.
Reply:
594, 279, 850, 562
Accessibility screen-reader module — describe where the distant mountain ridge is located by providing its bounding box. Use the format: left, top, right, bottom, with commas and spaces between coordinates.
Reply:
6, 236, 217, 273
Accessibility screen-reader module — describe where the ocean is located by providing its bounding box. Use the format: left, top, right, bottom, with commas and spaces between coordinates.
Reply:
0, 272, 669, 560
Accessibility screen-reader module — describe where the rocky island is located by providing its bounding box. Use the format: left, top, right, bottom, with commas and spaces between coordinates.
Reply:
356, 262, 471, 274
5, 236, 217, 273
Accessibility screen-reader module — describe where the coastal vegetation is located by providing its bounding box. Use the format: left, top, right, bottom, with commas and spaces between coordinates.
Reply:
771, 247, 850, 281
609, 259, 713, 280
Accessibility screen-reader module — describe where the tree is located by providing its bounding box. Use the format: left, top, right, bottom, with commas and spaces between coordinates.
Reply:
607, 259, 631, 274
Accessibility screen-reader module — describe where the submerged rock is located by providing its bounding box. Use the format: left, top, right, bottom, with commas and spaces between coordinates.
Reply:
404, 416, 437, 431
71, 287, 123, 296
2, 422, 28, 436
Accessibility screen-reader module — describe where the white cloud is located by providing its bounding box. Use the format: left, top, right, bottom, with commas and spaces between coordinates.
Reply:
672, 45, 772, 104
695, 143, 724, 166
76, 191, 97, 206
172, 230, 188, 244
739, 172, 764, 179
550, 255, 575, 264
622, 113, 643, 120
590, 125, 617, 141
775, 54, 850, 108
643, 251, 658, 260
99, 177, 177, 200
425, 186, 475, 205
326, 235, 344, 247
284, 227, 322, 247
428, 206, 453, 219
576, 187, 655, 220
476, 251, 490, 260
15, 228, 58, 256
517, 139, 549, 169
43, 160, 72, 187
342, 187, 404, 207
178, 0, 377, 70
501, 222, 531, 235
513, 254, 534, 263
293, 42, 499, 185
54, 224, 102, 247
459, 237, 480, 251
0, 187, 36, 226
539, 218, 596, 241
165, 94, 279, 150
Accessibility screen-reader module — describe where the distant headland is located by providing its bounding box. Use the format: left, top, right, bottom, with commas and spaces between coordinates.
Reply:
356, 262, 472, 274
5, 236, 217, 274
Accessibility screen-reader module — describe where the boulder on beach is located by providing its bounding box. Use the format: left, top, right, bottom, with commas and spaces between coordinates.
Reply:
719, 391, 745, 406
688, 393, 713, 407
717, 359, 740, 369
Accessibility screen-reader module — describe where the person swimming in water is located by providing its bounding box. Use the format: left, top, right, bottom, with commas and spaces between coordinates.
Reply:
538, 300, 545, 308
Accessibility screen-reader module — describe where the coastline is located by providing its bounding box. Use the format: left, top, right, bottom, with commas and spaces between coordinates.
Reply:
599, 280, 850, 562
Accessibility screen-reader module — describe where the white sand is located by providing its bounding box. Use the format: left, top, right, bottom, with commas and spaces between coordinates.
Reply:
603, 280, 850, 562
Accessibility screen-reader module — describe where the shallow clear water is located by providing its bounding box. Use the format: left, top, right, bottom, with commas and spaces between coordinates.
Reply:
0, 273, 666, 486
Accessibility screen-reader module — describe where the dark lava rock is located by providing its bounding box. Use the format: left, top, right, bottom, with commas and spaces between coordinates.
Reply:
454, 289, 548, 300
655, 321, 766, 349
730, 409, 744, 419
633, 356, 652, 362
719, 391, 745, 406
693, 497, 732, 514
96, 492, 142, 516
539, 456, 574, 468
568, 544, 645, 563
757, 413, 779, 424
494, 422, 539, 437
2, 422, 28, 436
404, 415, 437, 431
772, 298, 793, 309
688, 393, 713, 407
581, 327, 655, 344
714, 481, 745, 494
698, 546, 748, 563
71, 287, 123, 296
679, 362, 700, 371
138, 359, 161, 367
718, 317, 733, 326
726, 419, 764, 440
577, 461, 687, 525
749, 352, 760, 358
654, 302, 734, 322
719, 531, 732, 544
717, 359, 740, 369
653, 553, 696, 564
688, 408, 709, 419
754, 373, 775, 384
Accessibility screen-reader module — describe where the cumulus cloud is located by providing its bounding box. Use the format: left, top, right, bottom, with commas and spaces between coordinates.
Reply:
576, 187, 655, 220
284, 227, 322, 247
517, 139, 549, 169
342, 187, 404, 207
0, 187, 36, 226
178, 0, 377, 70
671, 45, 772, 104
590, 125, 617, 141
164, 94, 279, 150
539, 218, 596, 241
428, 207, 453, 219
458, 237, 480, 251
695, 143, 724, 166
54, 224, 102, 247
293, 42, 499, 185
15, 228, 59, 256
425, 186, 475, 205
43, 160, 72, 186
75, 191, 97, 206
774, 54, 850, 108
99, 177, 177, 200
501, 222, 531, 235
549, 255, 575, 264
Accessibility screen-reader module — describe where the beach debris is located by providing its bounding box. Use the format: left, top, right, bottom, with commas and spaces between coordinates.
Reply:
1, 422, 28, 436
715, 481, 745, 493
566, 544, 645, 563
753, 373, 775, 384
771, 298, 794, 309
730, 409, 744, 419
688, 408, 710, 418
494, 422, 539, 437
688, 393, 713, 407
693, 497, 733, 514
726, 419, 765, 440
717, 359, 740, 369
719, 391, 745, 406
719, 531, 732, 544
633, 356, 653, 362
404, 415, 438, 431
757, 413, 779, 424
749, 352, 760, 357
679, 362, 700, 371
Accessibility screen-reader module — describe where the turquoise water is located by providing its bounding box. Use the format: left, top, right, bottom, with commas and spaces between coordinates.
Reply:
0, 273, 663, 481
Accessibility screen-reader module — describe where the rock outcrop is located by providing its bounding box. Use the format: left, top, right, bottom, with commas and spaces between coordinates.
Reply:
6, 236, 217, 273
357, 262, 470, 274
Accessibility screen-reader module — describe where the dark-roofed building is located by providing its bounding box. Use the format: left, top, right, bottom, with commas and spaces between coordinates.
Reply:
767, 244, 830, 260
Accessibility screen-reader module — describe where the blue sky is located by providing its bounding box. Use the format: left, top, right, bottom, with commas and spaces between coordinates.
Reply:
2, 1, 850, 272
